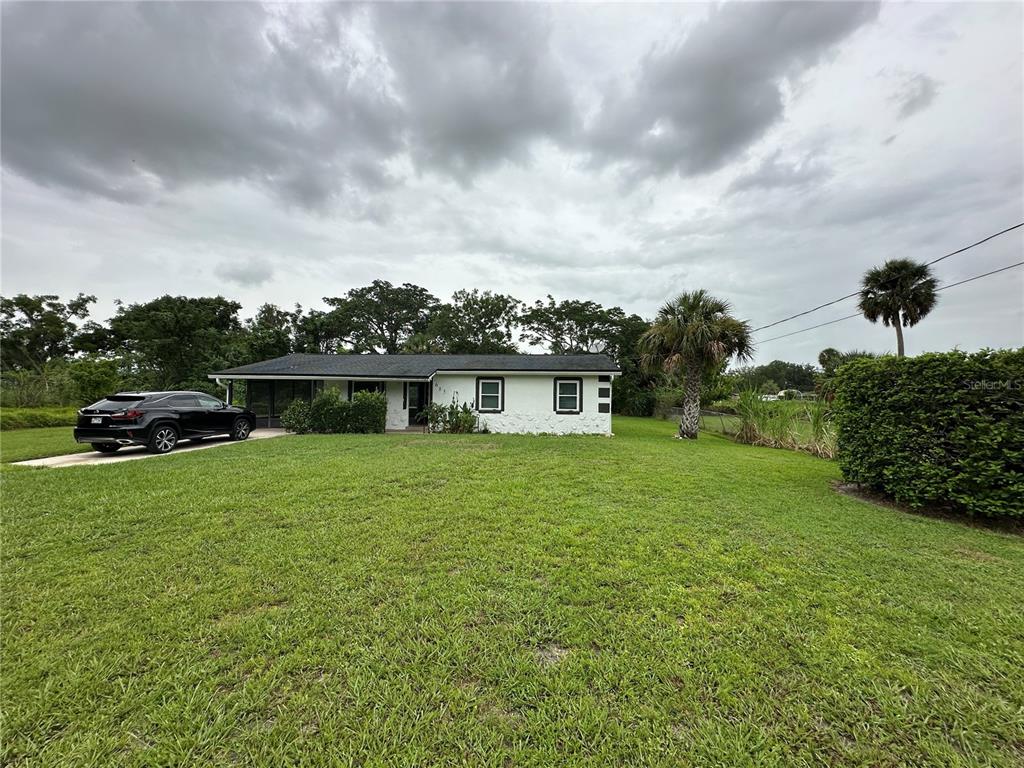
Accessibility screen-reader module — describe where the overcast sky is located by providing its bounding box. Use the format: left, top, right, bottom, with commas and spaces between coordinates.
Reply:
2, 1, 1022, 364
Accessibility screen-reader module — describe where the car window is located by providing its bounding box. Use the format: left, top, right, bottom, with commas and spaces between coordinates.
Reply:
85, 396, 145, 411
167, 395, 200, 407
197, 395, 223, 409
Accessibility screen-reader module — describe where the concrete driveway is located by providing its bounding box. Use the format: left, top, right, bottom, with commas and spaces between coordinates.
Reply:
14, 428, 288, 468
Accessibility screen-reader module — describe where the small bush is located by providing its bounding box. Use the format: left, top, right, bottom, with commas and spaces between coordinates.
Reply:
349, 391, 387, 434
280, 399, 311, 434
298, 390, 387, 434
0, 406, 79, 430
424, 397, 482, 433
653, 387, 684, 420
834, 349, 1024, 517
66, 358, 123, 406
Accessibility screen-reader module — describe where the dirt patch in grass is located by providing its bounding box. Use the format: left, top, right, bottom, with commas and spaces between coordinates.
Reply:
533, 643, 569, 668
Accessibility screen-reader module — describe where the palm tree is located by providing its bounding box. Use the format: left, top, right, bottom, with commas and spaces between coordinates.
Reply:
640, 290, 753, 439
858, 259, 938, 357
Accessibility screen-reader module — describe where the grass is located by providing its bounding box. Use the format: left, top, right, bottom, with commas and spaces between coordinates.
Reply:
0, 426, 90, 463
2, 417, 1022, 766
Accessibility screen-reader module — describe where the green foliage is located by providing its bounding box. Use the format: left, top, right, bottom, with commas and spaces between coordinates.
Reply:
108, 295, 244, 389
639, 290, 753, 438
732, 392, 836, 458
303, 390, 386, 434
653, 386, 683, 419
419, 289, 522, 353
0, 406, 79, 431
324, 280, 438, 354
65, 357, 123, 406
349, 391, 387, 434
834, 349, 1024, 517
245, 303, 297, 361
280, 399, 312, 434
611, 376, 655, 417
0, 293, 96, 372
423, 396, 482, 433
858, 258, 938, 357
731, 360, 818, 392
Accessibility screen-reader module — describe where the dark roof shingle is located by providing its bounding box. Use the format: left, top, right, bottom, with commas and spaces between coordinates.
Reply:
210, 353, 620, 379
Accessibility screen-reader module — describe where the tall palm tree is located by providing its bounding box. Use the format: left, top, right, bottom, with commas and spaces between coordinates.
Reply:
640, 290, 753, 439
858, 259, 938, 357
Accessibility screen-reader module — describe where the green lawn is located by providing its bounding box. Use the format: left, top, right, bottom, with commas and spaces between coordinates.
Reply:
0, 426, 90, 463
3, 417, 1022, 766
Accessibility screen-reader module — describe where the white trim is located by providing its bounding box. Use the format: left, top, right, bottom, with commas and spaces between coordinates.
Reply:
477, 377, 503, 413
433, 369, 619, 377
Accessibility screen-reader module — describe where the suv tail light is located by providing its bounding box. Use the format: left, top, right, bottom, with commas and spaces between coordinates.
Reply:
111, 409, 144, 422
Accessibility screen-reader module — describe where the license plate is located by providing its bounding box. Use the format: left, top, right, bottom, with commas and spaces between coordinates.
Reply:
91, 417, 102, 424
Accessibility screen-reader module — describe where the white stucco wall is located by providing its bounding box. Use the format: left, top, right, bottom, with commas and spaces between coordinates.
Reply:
385, 381, 408, 430
431, 373, 612, 435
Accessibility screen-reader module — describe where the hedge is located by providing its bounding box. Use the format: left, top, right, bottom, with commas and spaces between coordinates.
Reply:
1, 406, 79, 431
281, 390, 386, 434
833, 349, 1023, 517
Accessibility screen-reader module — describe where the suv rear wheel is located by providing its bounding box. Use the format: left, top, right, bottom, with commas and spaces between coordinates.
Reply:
148, 425, 179, 454
91, 443, 120, 454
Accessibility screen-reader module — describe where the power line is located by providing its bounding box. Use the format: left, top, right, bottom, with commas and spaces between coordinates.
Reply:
935, 260, 1024, 292
751, 222, 1024, 333
757, 259, 1024, 345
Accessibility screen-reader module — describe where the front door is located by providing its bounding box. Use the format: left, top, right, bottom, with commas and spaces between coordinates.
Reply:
408, 382, 428, 426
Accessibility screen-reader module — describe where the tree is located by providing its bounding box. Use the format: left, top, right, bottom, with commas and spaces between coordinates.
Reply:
639, 290, 753, 439
858, 258, 938, 357
108, 295, 244, 390
0, 293, 96, 372
519, 297, 624, 353
730, 360, 818, 392
816, 348, 878, 399
292, 307, 354, 354
420, 289, 521, 353
244, 304, 296, 361
324, 281, 438, 354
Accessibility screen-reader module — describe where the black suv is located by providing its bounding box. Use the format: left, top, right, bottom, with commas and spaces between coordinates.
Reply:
74, 391, 257, 454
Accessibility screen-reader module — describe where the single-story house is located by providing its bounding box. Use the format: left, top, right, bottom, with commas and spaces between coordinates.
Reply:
208, 354, 620, 434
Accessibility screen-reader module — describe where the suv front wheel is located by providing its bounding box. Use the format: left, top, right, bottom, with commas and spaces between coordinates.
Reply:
148, 424, 179, 454
231, 417, 253, 441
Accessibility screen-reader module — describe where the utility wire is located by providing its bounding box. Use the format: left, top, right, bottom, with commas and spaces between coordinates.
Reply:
751, 222, 1024, 333
757, 259, 1024, 344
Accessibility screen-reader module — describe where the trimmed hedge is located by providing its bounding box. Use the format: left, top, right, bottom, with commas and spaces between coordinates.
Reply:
833, 349, 1023, 517
1, 407, 79, 431
281, 390, 386, 434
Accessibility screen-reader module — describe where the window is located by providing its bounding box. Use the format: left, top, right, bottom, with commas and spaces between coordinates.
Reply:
598, 402, 611, 414
598, 387, 611, 399
197, 395, 223, 409
476, 377, 503, 412
349, 380, 385, 398
553, 377, 582, 414
599, 375, 611, 383
168, 395, 200, 408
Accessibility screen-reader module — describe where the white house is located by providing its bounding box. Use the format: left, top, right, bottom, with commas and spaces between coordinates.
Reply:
208, 354, 619, 434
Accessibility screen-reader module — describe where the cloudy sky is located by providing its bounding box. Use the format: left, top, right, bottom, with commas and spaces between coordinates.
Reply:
2, 1, 1022, 364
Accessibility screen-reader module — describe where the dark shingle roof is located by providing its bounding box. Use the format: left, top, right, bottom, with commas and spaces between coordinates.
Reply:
210, 353, 620, 379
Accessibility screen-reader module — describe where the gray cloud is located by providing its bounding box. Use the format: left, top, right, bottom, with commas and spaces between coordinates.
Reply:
0, 3, 401, 208
586, 2, 879, 180
727, 150, 831, 195
214, 259, 274, 288
369, 3, 575, 183
891, 73, 939, 119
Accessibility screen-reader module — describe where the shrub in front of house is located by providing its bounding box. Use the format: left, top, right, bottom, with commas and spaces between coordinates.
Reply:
280, 399, 311, 434
833, 349, 1024, 517
424, 397, 483, 433
349, 391, 387, 433
283, 390, 387, 434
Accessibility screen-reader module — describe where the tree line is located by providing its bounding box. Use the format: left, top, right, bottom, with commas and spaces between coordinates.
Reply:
1, 256, 943, 439
0, 282, 653, 407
